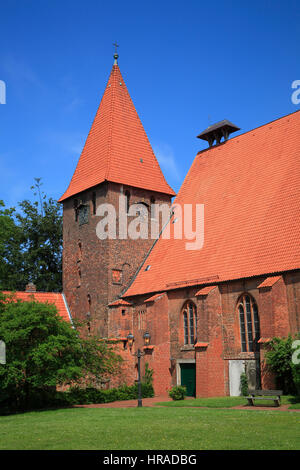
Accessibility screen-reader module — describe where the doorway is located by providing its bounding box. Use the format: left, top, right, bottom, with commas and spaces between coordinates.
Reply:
180, 363, 196, 397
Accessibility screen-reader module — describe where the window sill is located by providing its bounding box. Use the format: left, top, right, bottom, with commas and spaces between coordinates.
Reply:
180, 345, 195, 351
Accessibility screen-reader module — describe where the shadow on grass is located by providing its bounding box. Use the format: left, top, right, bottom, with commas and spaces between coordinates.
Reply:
0, 403, 74, 417
288, 396, 300, 404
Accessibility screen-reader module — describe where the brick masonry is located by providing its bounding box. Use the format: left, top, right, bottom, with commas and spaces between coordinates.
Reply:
62, 175, 300, 398
120, 271, 300, 397
62, 181, 172, 338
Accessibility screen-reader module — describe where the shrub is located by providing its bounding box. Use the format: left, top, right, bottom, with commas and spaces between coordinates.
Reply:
240, 372, 248, 396
143, 363, 154, 386
63, 382, 154, 406
265, 335, 300, 394
291, 340, 300, 395
168, 386, 187, 401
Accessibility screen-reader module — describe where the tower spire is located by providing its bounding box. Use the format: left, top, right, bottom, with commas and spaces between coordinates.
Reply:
113, 42, 119, 65
59, 56, 175, 202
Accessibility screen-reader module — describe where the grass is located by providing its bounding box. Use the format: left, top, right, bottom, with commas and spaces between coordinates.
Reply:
155, 395, 300, 409
0, 406, 299, 450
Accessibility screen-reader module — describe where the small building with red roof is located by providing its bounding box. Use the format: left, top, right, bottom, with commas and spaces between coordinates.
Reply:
3, 283, 73, 325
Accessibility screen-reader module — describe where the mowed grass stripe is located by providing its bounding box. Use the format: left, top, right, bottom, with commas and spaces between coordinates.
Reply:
0, 407, 299, 450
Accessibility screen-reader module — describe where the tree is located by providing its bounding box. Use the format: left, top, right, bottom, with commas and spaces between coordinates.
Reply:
265, 335, 300, 394
0, 178, 63, 292
0, 201, 23, 290
0, 295, 122, 412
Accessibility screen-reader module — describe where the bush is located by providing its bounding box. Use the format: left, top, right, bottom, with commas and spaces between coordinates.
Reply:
291, 340, 300, 395
168, 386, 187, 401
240, 372, 248, 396
63, 382, 154, 405
143, 363, 154, 386
265, 335, 300, 394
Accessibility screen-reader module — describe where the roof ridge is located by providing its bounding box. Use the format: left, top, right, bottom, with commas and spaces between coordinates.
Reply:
105, 65, 117, 180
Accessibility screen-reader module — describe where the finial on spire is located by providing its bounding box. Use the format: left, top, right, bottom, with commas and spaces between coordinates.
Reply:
113, 42, 119, 65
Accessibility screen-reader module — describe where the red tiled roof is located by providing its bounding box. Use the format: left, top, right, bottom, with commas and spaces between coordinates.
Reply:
108, 299, 132, 307
3, 291, 72, 323
59, 63, 175, 202
144, 292, 165, 303
194, 342, 209, 348
124, 110, 300, 297
257, 276, 282, 288
195, 286, 217, 296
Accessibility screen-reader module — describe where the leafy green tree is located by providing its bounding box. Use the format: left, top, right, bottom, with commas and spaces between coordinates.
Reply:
291, 340, 300, 395
0, 295, 122, 412
0, 201, 23, 290
0, 178, 63, 292
265, 335, 300, 394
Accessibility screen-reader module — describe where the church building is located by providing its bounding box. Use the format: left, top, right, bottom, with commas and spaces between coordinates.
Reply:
58, 52, 300, 397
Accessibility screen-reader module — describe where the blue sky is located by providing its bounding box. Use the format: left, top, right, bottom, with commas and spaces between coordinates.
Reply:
0, 0, 299, 207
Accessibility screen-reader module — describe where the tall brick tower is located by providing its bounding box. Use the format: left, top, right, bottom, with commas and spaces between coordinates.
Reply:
59, 52, 175, 337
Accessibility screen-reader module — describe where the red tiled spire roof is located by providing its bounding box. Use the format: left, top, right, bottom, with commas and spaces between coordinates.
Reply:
59, 61, 175, 202
124, 110, 300, 297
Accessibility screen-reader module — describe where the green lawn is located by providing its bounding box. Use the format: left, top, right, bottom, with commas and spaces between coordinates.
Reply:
155, 395, 300, 409
0, 406, 299, 450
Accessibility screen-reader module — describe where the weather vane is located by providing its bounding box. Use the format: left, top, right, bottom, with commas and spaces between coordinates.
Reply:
113, 42, 119, 64
113, 42, 119, 54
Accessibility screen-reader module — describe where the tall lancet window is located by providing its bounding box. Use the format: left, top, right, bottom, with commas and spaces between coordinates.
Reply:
182, 301, 197, 345
238, 294, 260, 352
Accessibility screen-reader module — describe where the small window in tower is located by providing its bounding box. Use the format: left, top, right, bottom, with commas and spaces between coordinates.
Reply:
112, 269, 122, 284
136, 201, 149, 218
78, 241, 82, 261
77, 267, 81, 288
145, 265, 151, 271
78, 204, 89, 226
92, 192, 96, 215
74, 199, 79, 222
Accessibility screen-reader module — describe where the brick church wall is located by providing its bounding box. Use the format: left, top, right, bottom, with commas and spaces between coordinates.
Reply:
122, 271, 300, 397
196, 287, 225, 397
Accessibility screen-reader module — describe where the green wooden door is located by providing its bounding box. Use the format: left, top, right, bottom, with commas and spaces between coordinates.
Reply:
180, 363, 196, 397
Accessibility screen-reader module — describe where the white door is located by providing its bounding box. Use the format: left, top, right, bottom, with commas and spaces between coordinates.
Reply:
229, 360, 245, 396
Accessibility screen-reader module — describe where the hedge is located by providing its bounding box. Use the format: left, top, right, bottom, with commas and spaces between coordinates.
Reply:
0, 382, 154, 415
62, 382, 154, 405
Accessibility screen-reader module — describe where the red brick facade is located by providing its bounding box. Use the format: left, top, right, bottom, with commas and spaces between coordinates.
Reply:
106, 271, 300, 397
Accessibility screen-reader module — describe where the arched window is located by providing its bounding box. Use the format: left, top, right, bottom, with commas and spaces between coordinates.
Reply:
77, 267, 81, 287
182, 301, 197, 345
125, 190, 130, 213
238, 294, 260, 352
136, 201, 149, 217
78, 240, 82, 261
